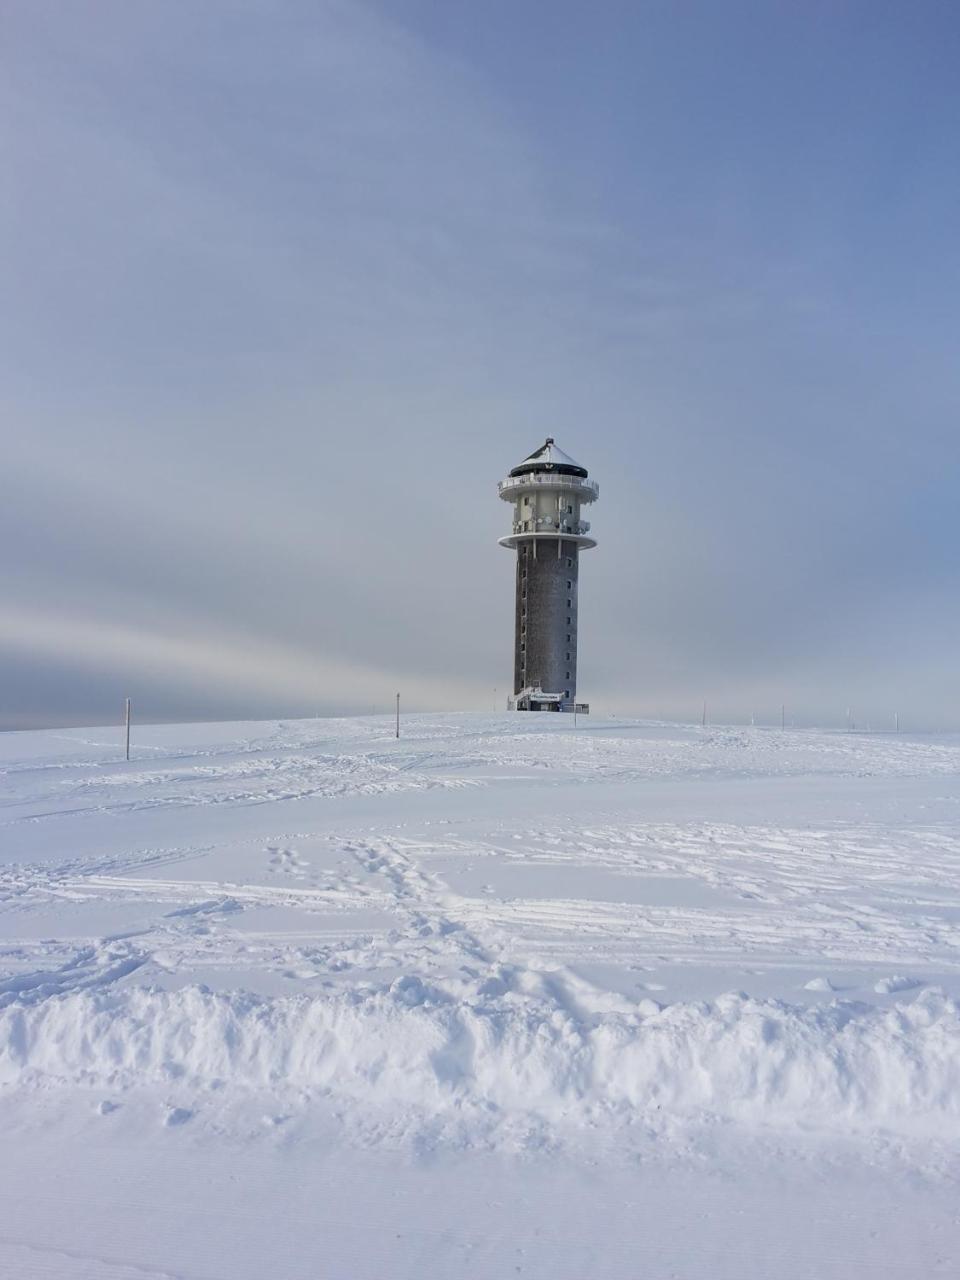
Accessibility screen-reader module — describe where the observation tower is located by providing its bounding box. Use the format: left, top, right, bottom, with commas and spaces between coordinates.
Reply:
498, 438, 598, 712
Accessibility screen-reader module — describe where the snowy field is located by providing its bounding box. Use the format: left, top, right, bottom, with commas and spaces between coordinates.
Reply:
2, 713, 959, 1278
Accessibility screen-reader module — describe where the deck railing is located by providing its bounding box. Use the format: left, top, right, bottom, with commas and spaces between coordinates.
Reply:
498, 473, 599, 500
511, 518, 591, 535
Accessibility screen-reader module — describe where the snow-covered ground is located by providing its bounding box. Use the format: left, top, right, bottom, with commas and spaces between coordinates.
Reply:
2, 714, 959, 1277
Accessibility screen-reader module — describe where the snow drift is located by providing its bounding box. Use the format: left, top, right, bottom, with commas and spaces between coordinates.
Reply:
2, 979, 958, 1137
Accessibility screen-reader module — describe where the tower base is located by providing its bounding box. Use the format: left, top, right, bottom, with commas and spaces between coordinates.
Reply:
508, 687, 590, 713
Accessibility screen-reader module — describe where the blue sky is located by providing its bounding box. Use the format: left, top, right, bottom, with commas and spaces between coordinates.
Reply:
2, 1, 959, 728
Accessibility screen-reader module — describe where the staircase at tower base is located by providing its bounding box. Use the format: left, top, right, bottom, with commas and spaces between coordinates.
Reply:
508, 686, 590, 713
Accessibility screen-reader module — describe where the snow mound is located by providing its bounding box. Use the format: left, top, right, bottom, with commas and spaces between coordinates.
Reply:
2, 982, 958, 1138
875, 975, 922, 995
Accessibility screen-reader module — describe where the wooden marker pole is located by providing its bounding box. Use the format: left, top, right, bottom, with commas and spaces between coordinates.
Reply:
124, 698, 131, 761
395, 692, 400, 739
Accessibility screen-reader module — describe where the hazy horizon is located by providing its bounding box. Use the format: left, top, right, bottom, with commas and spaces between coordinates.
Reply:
4, 2, 960, 731
0, 707, 939, 740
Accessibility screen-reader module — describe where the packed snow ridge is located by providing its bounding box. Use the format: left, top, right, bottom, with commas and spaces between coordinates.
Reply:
2, 713, 960, 1147
2, 977, 959, 1136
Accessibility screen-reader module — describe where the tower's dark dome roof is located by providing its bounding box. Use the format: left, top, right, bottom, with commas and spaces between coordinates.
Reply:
509, 438, 588, 479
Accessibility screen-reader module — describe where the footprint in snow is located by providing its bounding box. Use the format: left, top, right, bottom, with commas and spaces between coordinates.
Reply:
164, 1106, 194, 1128
267, 846, 307, 878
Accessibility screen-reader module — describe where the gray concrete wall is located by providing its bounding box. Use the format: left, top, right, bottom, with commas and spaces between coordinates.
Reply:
514, 540, 579, 705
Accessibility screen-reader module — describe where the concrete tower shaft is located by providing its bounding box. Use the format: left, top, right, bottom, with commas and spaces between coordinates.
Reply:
498, 439, 598, 712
